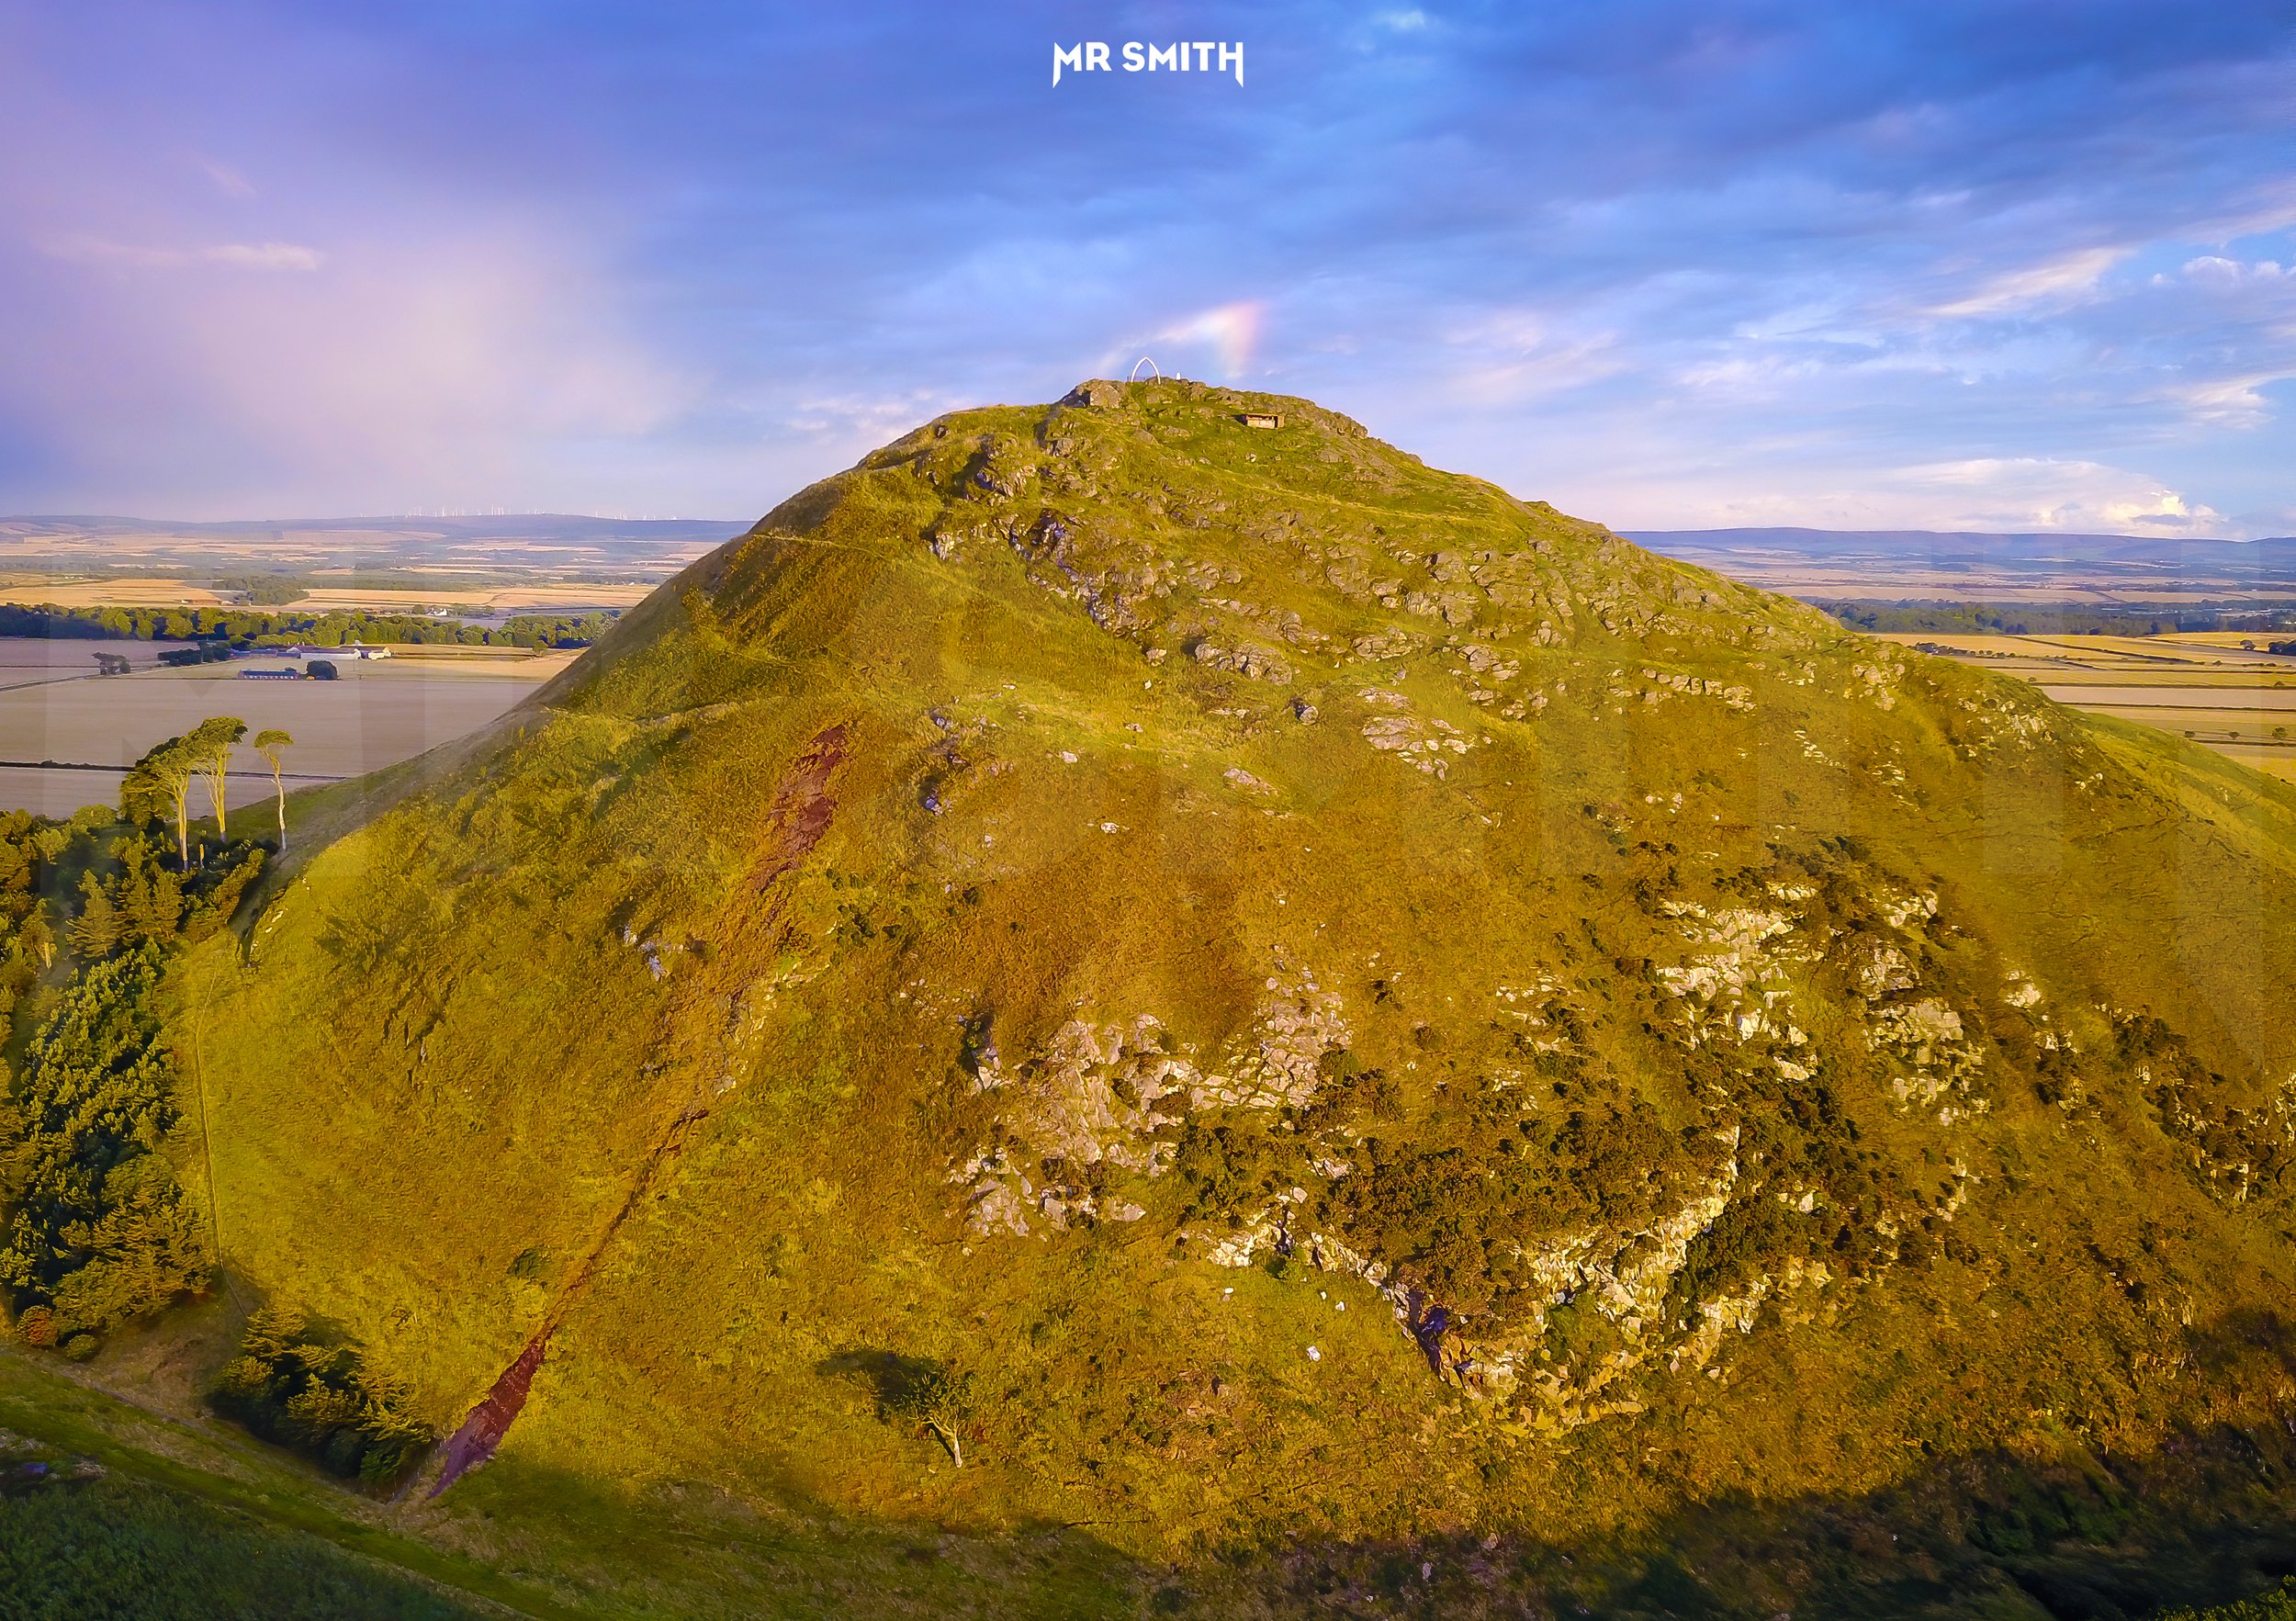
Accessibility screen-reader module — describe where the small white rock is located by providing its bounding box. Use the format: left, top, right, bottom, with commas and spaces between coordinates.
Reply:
1306, 1345, 1321, 1362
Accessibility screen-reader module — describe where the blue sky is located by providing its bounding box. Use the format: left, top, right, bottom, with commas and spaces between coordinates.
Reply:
2, 1, 2292, 534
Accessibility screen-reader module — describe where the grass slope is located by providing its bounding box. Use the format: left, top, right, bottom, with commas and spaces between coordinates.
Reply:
43, 377, 2296, 1613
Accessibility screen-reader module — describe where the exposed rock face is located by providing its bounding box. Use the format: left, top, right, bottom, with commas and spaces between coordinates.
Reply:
951, 965, 1351, 1238
952, 1015, 1198, 1236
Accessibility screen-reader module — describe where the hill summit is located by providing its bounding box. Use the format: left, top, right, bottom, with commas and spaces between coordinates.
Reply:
174, 377, 2296, 1611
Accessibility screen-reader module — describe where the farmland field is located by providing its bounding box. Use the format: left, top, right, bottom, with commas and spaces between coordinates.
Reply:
0, 575, 658, 619
0, 638, 574, 816
1874, 631, 2296, 782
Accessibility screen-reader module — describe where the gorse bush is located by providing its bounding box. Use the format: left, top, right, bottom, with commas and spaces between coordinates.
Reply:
210, 1307, 435, 1486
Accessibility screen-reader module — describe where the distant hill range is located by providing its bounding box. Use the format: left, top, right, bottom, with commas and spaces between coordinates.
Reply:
0, 513, 746, 580
1626, 526, 2296, 602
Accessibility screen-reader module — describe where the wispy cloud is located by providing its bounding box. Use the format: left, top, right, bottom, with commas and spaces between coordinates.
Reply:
1928, 247, 2129, 318
1595, 455, 2234, 535
38, 234, 323, 272
188, 154, 256, 199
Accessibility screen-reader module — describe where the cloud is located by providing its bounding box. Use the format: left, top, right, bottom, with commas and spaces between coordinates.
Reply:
2178, 253, 2288, 286
782, 388, 963, 441
2165, 374, 2285, 426
1574, 455, 2235, 535
200, 241, 321, 271
189, 155, 256, 199
1438, 309, 1626, 404
37, 234, 323, 272
1893, 457, 2225, 532
1928, 246, 2128, 318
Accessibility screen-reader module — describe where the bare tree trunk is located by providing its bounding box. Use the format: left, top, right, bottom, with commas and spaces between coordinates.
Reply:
274, 768, 287, 850
174, 793, 189, 866
926, 1422, 962, 1469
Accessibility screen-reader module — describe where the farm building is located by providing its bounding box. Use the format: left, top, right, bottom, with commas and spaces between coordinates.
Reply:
1238, 411, 1282, 429
288, 642, 392, 660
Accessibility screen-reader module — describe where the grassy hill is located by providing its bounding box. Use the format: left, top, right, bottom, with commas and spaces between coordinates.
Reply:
17, 377, 2296, 1616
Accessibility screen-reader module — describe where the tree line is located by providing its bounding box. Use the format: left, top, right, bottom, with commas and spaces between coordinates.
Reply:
0, 716, 433, 1485
0, 727, 276, 1357
0, 602, 620, 649
1824, 600, 2296, 637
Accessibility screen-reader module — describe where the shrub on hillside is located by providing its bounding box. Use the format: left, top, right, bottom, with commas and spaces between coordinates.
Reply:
210, 1308, 433, 1488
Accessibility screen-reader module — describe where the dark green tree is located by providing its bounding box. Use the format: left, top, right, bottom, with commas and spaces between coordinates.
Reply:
0, 945, 211, 1339
116, 840, 185, 943
67, 872, 122, 959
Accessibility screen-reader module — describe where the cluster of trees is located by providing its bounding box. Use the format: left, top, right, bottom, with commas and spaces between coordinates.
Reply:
0, 813, 75, 1023
1306, 1076, 1711, 1331
208, 572, 311, 605
118, 717, 297, 861
0, 715, 297, 1358
69, 838, 266, 961
0, 602, 618, 648
209, 1308, 433, 1487
0, 719, 437, 1485
0, 947, 211, 1355
1824, 602, 2132, 636
826, 1348, 975, 1469
1822, 602, 2296, 637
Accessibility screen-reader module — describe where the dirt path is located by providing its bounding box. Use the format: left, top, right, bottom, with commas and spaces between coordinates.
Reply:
427, 722, 851, 1497
425, 1107, 708, 1495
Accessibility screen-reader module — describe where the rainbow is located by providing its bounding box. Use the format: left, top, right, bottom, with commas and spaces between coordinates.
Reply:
1154, 300, 1265, 377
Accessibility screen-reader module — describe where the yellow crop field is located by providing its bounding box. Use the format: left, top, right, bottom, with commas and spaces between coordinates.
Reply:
0, 575, 655, 616
1875, 632, 2296, 782
281, 583, 658, 614
0, 577, 231, 608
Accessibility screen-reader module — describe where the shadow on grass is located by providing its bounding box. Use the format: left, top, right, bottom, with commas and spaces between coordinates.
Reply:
816, 1347, 952, 1413
419, 1406, 2296, 1621
22, 1310, 2296, 1620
